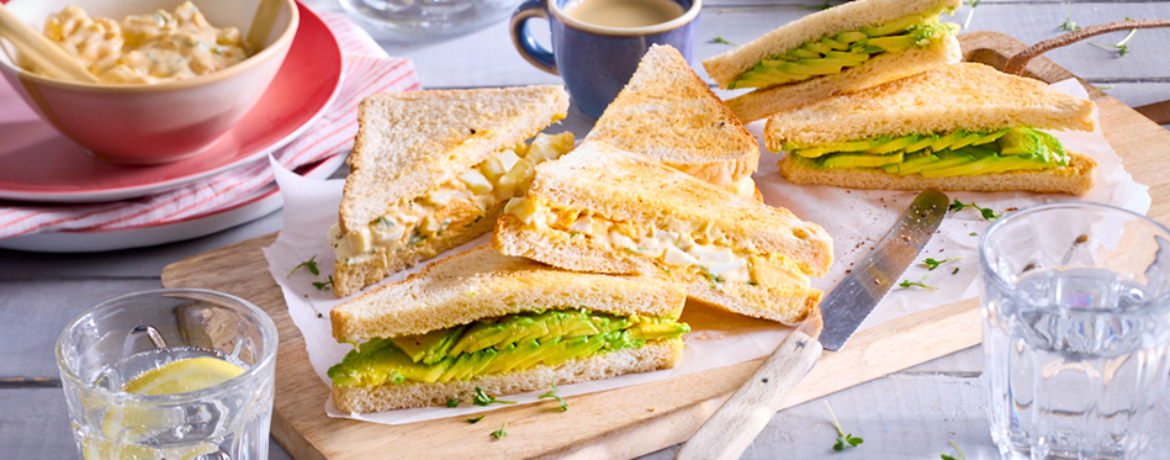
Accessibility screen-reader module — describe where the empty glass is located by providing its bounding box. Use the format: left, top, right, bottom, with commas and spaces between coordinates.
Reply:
340, 0, 522, 40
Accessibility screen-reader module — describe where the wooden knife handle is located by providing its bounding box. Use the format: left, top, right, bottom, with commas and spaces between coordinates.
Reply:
674, 329, 823, 460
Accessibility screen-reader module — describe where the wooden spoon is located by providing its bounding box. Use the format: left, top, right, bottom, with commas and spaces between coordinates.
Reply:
0, 3, 99, 83
246, 0, 284, 53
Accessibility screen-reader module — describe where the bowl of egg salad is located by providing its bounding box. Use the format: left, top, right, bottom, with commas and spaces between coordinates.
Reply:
0, 0, 298, 164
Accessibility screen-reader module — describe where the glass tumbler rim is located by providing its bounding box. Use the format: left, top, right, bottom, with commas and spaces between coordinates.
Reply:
54, 288, 279, 404
978, 200, 1170, 294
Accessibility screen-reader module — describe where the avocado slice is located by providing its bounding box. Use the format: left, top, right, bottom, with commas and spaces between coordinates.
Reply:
821, 152, 904, 169
883, 152, 938, 175
971, 129, 1009, 146
389, 325, 467, 365
928, 130, 969, 152
804, 41, 833, 55
836, 31, 869, 44
629, 321, 692, 341
821, 37, 851, 51
868, 135, 922, 154
947, 132, 986, 151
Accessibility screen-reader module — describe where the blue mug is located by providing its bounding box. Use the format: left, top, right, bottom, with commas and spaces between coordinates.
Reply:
510, 0, 701, 118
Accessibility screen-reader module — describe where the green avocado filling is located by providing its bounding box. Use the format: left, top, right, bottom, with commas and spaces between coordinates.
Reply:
328, 309, 690, 387
783, 127, 1069, 178
730, 10, 958, 90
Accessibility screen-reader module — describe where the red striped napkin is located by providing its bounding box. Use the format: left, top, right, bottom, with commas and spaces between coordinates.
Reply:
0, 12, 420, 240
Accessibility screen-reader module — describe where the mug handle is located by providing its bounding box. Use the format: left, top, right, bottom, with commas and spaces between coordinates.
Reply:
510, 0, 559, 75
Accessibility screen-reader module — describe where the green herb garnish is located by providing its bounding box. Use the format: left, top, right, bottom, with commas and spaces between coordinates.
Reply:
923, 256, 963, 271
818, 0, 832, 10
539, 382, 568, 412
1059, 2, 1081, 31
969, 232, 978, 237
963, 0, 980, 29
288, 255, 319, 277
473, 387, 516, 407
952, 267, 960, 275
711, 36, 737, 46
898, 275, 938, 291
949, 199, 1000, 219
467, 415, 485, 424
1090, 18, 1137, 57
826, 401, 864, 451
312, 275, 334, 291
446, 398, 459, 408
491, 422, 508, 439
464, 215, 483, 228
941, 440, 967, 460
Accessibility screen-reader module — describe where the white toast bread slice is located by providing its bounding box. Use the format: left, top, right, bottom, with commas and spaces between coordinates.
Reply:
725, 35, 961, 123
491, 141, 832, 323
332, 86, 569, 297
766, 63, 1098, 195
703, 0, 962, 87
330, 246, 687, 413
586, 45, 759, 190
765, 63, 1097, 146
703, 0, 963, 123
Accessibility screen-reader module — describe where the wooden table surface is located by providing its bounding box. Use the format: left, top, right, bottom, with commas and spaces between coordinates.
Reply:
3, 1, 1168, 459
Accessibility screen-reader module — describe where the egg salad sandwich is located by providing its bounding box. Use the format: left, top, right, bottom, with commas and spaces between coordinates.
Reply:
703, 0, 962, 123
587, 45, 760, 199
329, 86, 573, 297
493, 141, 832, 324
768, 63, 1098, 195
328, 246, 690, 413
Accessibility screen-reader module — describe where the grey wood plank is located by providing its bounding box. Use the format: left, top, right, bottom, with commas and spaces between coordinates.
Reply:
0, 387, 291, 460
0, 280, 161, 378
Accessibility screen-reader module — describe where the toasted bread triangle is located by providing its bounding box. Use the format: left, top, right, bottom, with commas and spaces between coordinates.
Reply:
506, 141, 832, 278
330, 246, 686, 343
703, 0, 962, 88
765, 63, 1097, 148
586, 45, 759, 187
339, 86, 569, 232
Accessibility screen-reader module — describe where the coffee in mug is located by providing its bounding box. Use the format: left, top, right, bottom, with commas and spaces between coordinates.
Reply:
563, 0, 685, 28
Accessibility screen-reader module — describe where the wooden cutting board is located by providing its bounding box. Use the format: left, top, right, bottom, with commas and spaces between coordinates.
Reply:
161, 32, 1170, 460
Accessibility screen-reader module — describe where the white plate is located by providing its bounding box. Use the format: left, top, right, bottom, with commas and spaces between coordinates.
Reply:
0, 155, 345, 253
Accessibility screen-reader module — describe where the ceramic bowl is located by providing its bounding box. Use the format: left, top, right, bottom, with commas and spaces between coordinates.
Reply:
0, 0, 299, 165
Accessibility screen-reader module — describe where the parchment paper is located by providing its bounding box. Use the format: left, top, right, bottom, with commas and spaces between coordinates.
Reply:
262, 79, 1147, 425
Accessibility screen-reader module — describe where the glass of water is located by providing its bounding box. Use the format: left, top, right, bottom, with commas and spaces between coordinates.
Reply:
980, 201, 1170, 460
56, 289, 278, 460
340, 0, 522, 40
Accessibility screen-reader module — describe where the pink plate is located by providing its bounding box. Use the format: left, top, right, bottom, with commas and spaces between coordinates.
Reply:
0, 2, 342, 203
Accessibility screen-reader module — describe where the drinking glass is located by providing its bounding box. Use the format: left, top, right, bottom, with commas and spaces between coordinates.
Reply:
980, 201, 1170, 460
340, 0, 522, 40
56, 289, 278, 460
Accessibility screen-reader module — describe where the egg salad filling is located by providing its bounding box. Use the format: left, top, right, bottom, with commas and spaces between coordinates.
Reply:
505, 197, 759, 286
329, 132, 574, 265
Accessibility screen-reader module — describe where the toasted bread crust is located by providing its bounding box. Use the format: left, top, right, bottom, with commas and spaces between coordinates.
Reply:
331, 246, 687, 342
765, 63, 1097, 147
703, 0, 962, 87
777, 151, 1097, 195
726, 35, 961, 123
587, 45, 759, 186
340, 86, 569, 233
332, 340, 683, 413
510, 141, 832, 277
493, 213, 822, 323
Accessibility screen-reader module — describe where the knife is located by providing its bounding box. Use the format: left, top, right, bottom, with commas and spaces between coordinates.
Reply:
674, 190, 950, 460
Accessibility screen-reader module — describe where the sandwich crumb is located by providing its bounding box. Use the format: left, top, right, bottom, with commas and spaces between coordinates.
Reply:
317, 313, 323, 318
648, 407, 656, 412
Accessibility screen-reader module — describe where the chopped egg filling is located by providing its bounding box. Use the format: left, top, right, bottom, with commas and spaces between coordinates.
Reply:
505, 197, 757, 285
329, 132, 574, 264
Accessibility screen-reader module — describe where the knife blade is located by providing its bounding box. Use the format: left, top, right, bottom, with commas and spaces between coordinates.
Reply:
819, 189, 951, 350
675, 190, 950, 460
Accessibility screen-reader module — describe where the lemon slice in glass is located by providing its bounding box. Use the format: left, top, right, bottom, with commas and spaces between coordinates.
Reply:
86, 357, 246, 460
